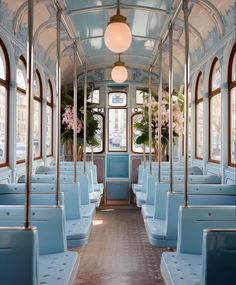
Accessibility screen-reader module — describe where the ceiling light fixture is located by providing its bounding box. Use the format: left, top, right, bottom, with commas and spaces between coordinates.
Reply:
104, 0, 132, 53
111, 54, 128, 83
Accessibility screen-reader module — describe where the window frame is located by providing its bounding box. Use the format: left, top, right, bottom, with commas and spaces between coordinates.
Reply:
195, 72, 203, 160
131, 112, 143, 154
46, 79, 53, 157
33, 69, 43, 160
108, 91, 127, 107
0, 38, 10, 167
16, 56, 27, 164
208, 57, 221, 164
228, 43, 236, 167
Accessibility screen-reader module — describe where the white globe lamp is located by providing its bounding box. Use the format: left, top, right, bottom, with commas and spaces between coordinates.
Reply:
104, 0, 132, 53
111, 58, 128, 84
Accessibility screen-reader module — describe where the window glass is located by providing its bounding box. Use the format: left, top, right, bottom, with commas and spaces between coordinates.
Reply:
232, 52, 236, 82
86, 113, 103, 153
0, 86, 7, 163
47, 81, 52, 103
136, 89, 147, 104
197, 74, 203, 99
0, 45, 6, 80
210, 94, 221, 161
33, 100, 41, 157
211, 60, 221, 91
230, 87, 236, 164
108, 92, 127, 107
34, 74, 40, 98
16, 91, 27, 161
46, 105, 53, 156
109, 109, 127, 151
196, 101, 203, 158
88, 89, 99, 104
131, 113, 144, 153
17, 58, 27, 90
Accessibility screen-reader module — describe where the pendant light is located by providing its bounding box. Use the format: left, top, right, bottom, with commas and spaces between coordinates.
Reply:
111, 54, 128, 83
104, 0, 132, 53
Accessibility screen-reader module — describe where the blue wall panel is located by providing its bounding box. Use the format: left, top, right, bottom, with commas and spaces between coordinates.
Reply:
106, 181, 129, 200
106, 154, 129, 178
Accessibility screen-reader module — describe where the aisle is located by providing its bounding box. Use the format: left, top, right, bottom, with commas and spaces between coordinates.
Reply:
73, 208, 166, 285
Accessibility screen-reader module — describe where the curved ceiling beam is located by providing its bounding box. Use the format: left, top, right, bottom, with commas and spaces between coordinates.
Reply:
33, 19, 56, 43
13, 0, 50, 34
191, 0, 224, 37
67, 4, 168, 16
175, 19, 205, 55
80, 34, 158, 42
45, 36, 71, 60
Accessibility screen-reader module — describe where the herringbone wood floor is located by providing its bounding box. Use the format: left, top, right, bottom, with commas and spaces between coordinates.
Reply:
73, 208, 167, 285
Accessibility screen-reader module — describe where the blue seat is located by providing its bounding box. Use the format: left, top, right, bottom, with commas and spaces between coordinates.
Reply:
0, 207, 79, 285
0, 183, 93, 247
141, 174, 157, 219
160, 206, 236, 285
145, 192, 236, 247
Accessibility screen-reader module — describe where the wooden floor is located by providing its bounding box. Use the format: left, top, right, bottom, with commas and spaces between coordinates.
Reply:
73, 208, 167, 285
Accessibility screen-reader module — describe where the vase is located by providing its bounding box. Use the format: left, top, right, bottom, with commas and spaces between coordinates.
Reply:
77, 145, 83, 161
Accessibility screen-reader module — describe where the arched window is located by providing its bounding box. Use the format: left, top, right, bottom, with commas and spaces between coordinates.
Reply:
228, 43, 236, 167
46, 80, 53, 156
33, 70, 42, 159
131, 112, 143, 153
209, 58, 221, 162
86, 113, 104, 153
0, 39, 10, 166
195, 72, 203, 159
16, 56, 27, 163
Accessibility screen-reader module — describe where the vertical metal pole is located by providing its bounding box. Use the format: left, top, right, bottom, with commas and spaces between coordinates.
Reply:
169, 24, 173, 192
83, 67, 87, 174
183, 0, 189, 207
56, 9, 61, 206
91, 85, 94, 163
148, 73, 152, 174
73, 44, 77, 183
143, 144, 146, 168
158, 42, 163, 183
25, 0, 34, 229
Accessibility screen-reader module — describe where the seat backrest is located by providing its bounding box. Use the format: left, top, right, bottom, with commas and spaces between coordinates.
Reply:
177, 206, 236, 254
0, 183, 81, 220
0, 227, 38, 285
77, 174, 90, 205
160, 174, 221, 183
166, 193, 236, 241
141, 168, 148, 193
146, 174, 157, 205
202, 229, 236, 285
0, 206, 67, 255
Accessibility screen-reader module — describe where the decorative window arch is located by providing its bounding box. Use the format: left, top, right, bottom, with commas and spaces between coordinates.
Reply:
209, 57, 221, 163
33, 70, 42, 159
0, 38, 10, 167
86, 112, 104, 153
195, 72, 203, 159
16, 56, 27, 163
228, 43, 236, 167
46, 80, 53, 156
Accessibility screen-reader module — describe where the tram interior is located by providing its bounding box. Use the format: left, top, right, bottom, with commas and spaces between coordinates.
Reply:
0, 0, 235, 285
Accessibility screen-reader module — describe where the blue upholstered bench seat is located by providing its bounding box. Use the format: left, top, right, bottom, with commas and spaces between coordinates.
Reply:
141, 204, 154, 219
89, 192, 101, 207
136, 192, 147, 207
145, 192, 236, 247
161, 252, 202, 285
66, 217, 92, 247
160, 207, 236, 285
81, 204, 96, 218
132, 183, 142, 194
38, 251, 79, 285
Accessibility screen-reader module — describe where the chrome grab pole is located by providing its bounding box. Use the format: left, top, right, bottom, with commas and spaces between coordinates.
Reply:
148, 72, 152, 174
25, 0, 34, 229
183, 0, 190, 207
143, 91, 146, 169
83, 67, 87, 174
73, 43, 77, 183
169, 24, 173, 192
158, 41, 163, 183
56, 9, 61, 206
90, 84, 94, 163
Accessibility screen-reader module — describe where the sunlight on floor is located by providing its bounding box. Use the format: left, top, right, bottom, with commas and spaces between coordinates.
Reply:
92, 219, 104, 226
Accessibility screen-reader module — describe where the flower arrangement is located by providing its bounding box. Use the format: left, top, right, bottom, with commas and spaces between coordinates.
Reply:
134, 88, 184, 158
61, 88, 100, 159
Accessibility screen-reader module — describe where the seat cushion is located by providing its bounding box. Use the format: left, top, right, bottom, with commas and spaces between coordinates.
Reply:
132, 184, 142, 194
39, 251, 79, 285
141, 205, 154, 219
93, 183, 104, 194
145, 218, 166, 239
65, 218, 92, 239
80, 204, 96, 218
161, 252, 202, 285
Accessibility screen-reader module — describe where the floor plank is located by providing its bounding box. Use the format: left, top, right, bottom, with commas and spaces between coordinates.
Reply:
73, 208, 167, 285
